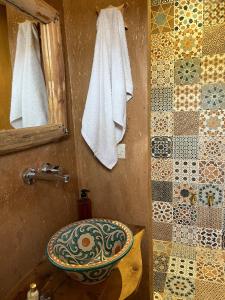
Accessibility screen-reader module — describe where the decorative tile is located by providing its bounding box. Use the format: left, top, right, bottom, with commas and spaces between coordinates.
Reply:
175, 58, 201, 85
201, 83, 225, 110
203, 25, 225, 56
174, 0, 203, 32
151, 32, 174, 61
152, 181, 173, 202
152, 0, 174, 5
151, 0, 225, 296
198, 184, 223, 207
171, 243, 197, 260
168, 256, 196, 278
199, 110, 225, 137
152, 137, 173, 158
173, 136, 198, 159
152, 87, 174, 112
199, 137, 225, 161
201, 54, 225, 84
173, 204, 197, 226
195, 280, 225, 300
152, 159, 173, 181
153, 239, 172, 255
173, 160, 198, 183
165, 275, 195, 299
153, 201, 173, 223
196, 261, 224, 284
151, 60, 174, 88
199, 161, 225, 184
203, 0, 225, 27
197, 227, 222, 249
222, 231, 225, 250
152, 112, 174, 136
175, 28, 202, 59
154, 292, 164, 300
153, 222, 173, 241
197, 207, 223, 230
154, 253, 170, 272
174, 84, 201, 111
154, 272, 167, 292
174, 112, 199, 136
151, 4, 174, 34
173, 183, 197, 204
196, 246, 225, 264
172, 224, 197, 245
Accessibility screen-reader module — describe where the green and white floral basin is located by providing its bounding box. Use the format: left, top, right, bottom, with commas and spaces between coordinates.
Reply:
47, 219, 133, 285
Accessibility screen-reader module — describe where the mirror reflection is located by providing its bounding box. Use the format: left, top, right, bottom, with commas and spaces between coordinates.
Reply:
0, 2, 48, 131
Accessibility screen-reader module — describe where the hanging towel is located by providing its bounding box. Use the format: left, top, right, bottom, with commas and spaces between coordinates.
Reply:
10, 21, 48, 128
81, 7, 133, 169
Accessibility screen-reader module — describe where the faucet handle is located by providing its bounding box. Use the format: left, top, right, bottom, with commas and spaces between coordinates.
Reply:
40, 163, 62, 174
190, 193, 197, 206
208, 193, 214, 207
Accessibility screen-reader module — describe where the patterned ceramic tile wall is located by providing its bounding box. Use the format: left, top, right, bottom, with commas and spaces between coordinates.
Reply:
150, 0, 225, 299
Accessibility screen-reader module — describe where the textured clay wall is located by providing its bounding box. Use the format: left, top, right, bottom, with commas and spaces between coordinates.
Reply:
0, 1, 78, 298
150, 0, 225, 299
63, 0, 152, 299
0, 4, 12, 130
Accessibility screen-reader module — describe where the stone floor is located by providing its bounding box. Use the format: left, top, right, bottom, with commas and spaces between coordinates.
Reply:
153, 240, 225, 300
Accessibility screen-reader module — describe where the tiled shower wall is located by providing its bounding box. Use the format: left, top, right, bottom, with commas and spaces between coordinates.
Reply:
150, 0, 225, 299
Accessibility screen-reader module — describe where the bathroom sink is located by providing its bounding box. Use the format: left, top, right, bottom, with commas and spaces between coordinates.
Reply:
47, 218, 133, 284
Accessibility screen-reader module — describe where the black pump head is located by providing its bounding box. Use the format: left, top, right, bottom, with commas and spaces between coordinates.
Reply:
81, 189, 90, 198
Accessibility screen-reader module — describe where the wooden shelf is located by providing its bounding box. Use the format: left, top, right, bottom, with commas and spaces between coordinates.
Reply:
7, 224, 145, 300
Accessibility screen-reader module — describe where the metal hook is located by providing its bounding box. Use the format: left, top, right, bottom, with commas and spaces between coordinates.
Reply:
96, 2, 128, 14
95, 3, 128, 29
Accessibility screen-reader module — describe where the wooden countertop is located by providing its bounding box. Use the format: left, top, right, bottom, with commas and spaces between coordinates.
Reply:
6, 224, 145, 300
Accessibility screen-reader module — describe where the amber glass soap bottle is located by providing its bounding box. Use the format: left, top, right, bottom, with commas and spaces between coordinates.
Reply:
78, 189, 92, 220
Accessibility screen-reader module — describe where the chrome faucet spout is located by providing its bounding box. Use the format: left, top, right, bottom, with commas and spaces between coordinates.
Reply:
23, 163, 70, 185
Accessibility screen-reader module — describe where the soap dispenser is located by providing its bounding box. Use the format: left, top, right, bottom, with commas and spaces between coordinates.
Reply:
78, 189, 92, 220
27, 283, 39, 300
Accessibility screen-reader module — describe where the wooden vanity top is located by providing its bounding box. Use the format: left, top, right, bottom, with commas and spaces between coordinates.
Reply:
6, 224, 145, 300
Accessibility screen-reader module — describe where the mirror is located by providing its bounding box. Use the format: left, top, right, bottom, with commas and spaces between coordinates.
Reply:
0, 2, 49, 130
0, 0, 67, 155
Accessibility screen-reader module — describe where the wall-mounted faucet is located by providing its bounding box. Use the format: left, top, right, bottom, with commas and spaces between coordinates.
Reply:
23, 163, 70, 185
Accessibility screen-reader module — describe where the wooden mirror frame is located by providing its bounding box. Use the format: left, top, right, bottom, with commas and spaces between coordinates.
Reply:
0, 0, 68, 155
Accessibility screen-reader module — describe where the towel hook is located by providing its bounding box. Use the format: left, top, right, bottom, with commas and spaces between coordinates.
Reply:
96, 2, 128, 15
96, 2, 129, 29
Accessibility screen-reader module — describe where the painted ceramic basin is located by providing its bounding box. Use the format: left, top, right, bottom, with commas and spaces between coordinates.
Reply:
47, 219, 133, 285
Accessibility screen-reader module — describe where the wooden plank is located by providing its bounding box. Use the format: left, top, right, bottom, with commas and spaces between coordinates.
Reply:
41, 20, 67, 126
117, 229, 145, 299
3, 0, 59, 23
7, 225, 145, 300
55, 20, 67, 128
0, 124, 67, 155
40, 24, 55, 123
5, 260, 58, 300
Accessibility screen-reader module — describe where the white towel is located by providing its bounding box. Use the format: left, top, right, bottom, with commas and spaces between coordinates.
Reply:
10, 21, 48, 128
81, 7, 133, 169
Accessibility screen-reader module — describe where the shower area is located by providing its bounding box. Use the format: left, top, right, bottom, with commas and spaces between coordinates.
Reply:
150, 0, 225, 299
